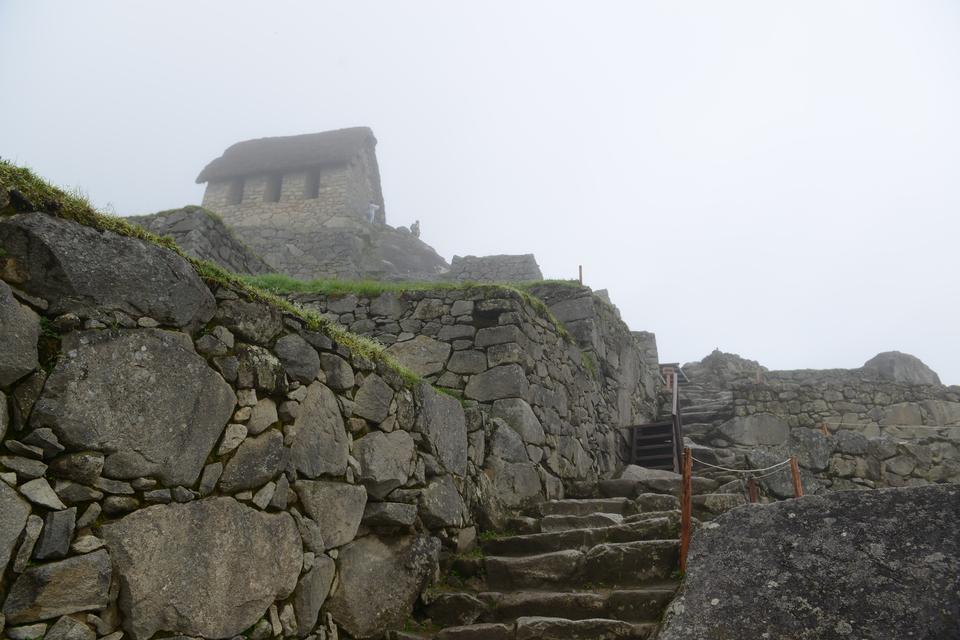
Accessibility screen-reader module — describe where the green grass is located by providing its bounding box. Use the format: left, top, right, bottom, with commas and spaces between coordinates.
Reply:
244, 273, 577, 343
0, 159, 422, 388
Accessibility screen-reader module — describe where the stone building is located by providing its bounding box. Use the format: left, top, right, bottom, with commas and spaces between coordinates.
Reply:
196, 126, 387, 231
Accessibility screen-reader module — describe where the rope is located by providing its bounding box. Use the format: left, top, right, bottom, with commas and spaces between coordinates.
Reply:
690, 455, 791, 474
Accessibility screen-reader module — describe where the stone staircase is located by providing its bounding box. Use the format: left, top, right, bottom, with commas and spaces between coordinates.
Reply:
676, 382, 734, 437
389, 479, 747, 640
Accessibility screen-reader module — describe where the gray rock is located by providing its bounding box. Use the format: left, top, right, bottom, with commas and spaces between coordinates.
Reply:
5, 623, 47, 640
48, 452, 104, 484
199, 462, 223, 496
19, 477, 66, 509
790, 427, 832, 471
44, 616, 95, 640
32, 329, 235, 486
861, 351, 940, 385
326, 535, 440, 639
235, 344, 286, 394
416, 383, 468, 475
5, 440, 43, 460
247, 398, 279, 435
215, 297, 284, 345
295, 480, 367, 549
834, 429, 869, 455
71, 535, 106, 554
658, 485, 960, 640
293, 555, 336, 637
419, 475, 466, 529
289, 383, 349, 478
474, 325, 522, 348
0, 456, 47, 480
0, 480, 30, 573
252, 482, 276, 509
2, 550, 112, 624
479, 457, 543, 529
102, 496, 140, 516
219, 430, 285, 493
385, 335, 451, 377
12, 515, 43, 573
0, 391, 7, 442
75, 503, 101, 529
717, 414, 790, 446
353, 374, 394, 424
464, 364, 529, 402
491, 398, 546, 445
33, 507, 76, 561
319, 354, 355, 391
362, 502, 418, 528
143, 488, 172, 504
489, 419, 529, 463
21, 428, 64, 459
0, 213, 215, 329
101, 498, 302, 640
446, 350, 487, 375
0, 280, 40, 387
217, 423, 247, 456
354, 431, 416, 499
275, 334, 321, 384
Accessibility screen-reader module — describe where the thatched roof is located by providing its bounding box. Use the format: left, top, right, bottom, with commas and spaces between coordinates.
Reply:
196, 127, 376, 183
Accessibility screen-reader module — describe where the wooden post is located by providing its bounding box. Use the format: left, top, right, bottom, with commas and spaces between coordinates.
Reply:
790, 456, 803, 498
679, 447, 693, 573
578, 265, 583, 285
746, 477, 758, 503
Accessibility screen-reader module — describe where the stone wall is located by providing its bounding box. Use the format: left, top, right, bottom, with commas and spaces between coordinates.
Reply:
284, 283, 661, 525
0, 211, 480, 640
681, 353, 960, 497
447, 254, 543, 283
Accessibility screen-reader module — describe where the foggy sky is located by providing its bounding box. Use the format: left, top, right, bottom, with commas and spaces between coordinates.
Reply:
2, 1, 959, 383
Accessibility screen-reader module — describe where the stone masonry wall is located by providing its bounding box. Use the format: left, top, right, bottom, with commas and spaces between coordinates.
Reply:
0, 211, 478, 640
285, 284, 661, 525
446, 254, 543, 283
685, 364, 960, 498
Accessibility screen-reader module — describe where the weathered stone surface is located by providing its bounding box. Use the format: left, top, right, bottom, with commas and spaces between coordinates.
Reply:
2, 550, 112, 624
491, 398, 546, 445
215, 297, 284, 345
0, 481, 30, 573
289, 383, 349, 478
6, 623, 47, 640
446, 350, 487, 375
44, 615, 95, 640
274, 334, 321, 384
12, 514, 42, 573
0, 213, 216, 328
354, 430, 416, 499
420, 475, 466, 529
101, 498, 301, 640
658, 485, 960, 640
295, 480, 367, 549
353, 374, 394, 423
479, 457, 543, 528
416, 383, 468, 475
861, 351, 940, 385
247, 398, 279, 435
362, 502, 418, 528
219, 430, 285, 493
489, 419, 529, 463
789, 427, 832, 471
48, 452, 104, 484
464, 364, 529, 402
386, 335, 450, 377
19, 478, 66, 509
32, 329, 235, 486
327, 535, 440, 639
33, 507, 76, 561
235, 344, 286, 393
0, 391, 7, 443
0, 455, 46, 480
0, 280, 40, 387
293, 554, 336, 637
717, 414, 790, 446
319, 353, 355, 391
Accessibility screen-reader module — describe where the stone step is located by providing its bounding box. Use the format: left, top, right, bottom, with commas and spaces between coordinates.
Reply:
485, 540, 679, 589
421, 618, 656, 640
538, 498, 634, 517
479, 587, 677, 623
483, 516, 678, 557
540, 512, 624, 533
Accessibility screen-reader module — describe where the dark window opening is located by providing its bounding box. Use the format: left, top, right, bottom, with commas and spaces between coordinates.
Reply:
304, 171, 321, 199
264, 175, 282, 203
226, 178, 244, 205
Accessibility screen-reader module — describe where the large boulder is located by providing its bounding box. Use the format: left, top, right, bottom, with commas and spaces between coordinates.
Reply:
32, 329, 235, 486
0, 280, 40, 387
294, 480, 367, 549
464, 364, 529, 402
0, 213, 215, 329
2, 550, 112, 624
416, 383, 468, 475
479, 457, 543, 528
326, 534, 440, 639
218, 430, 285, 493
0, 481, 30, 574
288, 382, 349, 478
717, 414, 789, 446
658, 485, 960, 640
490, 398, 546, 445
353, 431, 416, 499
353, 374, 394, 424
101, 498, 302, 640
861, 351, 940, 386
386, 336, 451, 377
419, 475, 466, 529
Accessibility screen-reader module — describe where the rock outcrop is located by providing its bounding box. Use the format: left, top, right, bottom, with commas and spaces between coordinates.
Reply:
658, 485, 960, 640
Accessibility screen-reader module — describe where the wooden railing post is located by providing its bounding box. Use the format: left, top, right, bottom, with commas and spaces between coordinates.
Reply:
679, 447, 693, 573
746, 477, 758, 503
790, 456, 803, 498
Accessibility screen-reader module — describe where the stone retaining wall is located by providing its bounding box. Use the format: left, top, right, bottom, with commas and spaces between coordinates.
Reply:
446, 254, 543, 283
284, 283, 661, 524
0, 211, 476, 640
